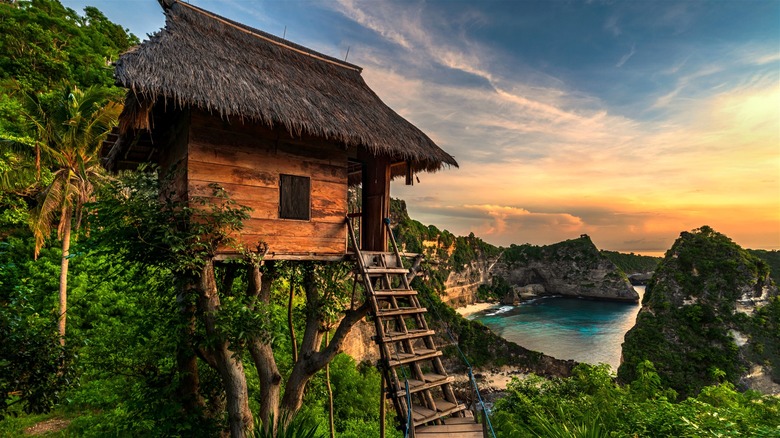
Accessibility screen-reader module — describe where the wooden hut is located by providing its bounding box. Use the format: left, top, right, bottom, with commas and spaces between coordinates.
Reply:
104, 0, 457, 260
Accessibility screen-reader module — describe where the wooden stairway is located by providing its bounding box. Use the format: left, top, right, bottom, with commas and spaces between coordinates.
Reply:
347, 218, 485, 437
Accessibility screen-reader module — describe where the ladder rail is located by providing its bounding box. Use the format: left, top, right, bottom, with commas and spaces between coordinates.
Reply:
348, 216, 482, 435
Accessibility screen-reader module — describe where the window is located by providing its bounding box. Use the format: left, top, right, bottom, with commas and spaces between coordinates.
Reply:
279, 174, 310, 220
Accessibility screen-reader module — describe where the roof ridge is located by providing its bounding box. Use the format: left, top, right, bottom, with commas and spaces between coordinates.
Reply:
173, 1, 362, 72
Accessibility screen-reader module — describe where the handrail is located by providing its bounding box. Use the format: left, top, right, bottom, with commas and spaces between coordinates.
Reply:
404, 379, 413, 438
416, 283, 497, 438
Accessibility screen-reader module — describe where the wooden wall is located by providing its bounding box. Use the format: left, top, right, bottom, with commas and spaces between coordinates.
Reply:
157, 108, 191, 204
186, 110, 348, 259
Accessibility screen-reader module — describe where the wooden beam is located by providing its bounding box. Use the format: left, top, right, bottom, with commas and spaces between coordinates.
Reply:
360, 152, 390, 252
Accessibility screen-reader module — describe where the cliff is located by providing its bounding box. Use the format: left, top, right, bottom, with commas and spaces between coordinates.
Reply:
392, 200, 639, 305
441, 256, 501, 306
618, 226, 780, 397
494, 236, 639, 303
339, 199, 577, 377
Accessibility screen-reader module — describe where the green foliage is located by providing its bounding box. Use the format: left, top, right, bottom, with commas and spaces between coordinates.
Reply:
503, 235, 601, 268
749, 249, 780, 286
13, 84, 120, 256
492, 362, 780, 437
255, 411, 323, 438
88, 168, 251, 275
600, 250, 661, 274
0, 0, 138, 93
477, 275, 511, 301
743, 296, 780, 381
0, 239, 74, 420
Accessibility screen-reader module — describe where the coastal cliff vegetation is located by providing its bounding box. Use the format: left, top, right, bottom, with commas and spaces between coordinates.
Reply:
600, 250, 661, 274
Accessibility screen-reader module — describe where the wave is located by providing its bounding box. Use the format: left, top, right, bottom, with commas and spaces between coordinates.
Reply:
485, 305, 514, 316
523, 295, 563, 305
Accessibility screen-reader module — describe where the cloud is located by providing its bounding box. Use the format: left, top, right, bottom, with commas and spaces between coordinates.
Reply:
461, 204, 585, 236
331, 0, 413, 49
326, 0, 779, 253
616, 44, 636, 68
604, 15, 622, 37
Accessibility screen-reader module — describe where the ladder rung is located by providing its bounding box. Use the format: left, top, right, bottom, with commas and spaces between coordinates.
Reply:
415, 424, 483, 436
410, 404, 436, 422
374, 289, 418, 297
396, 375, 454, 397
432, 398, 456, 412
422, 373, 449, 384
365, 268, 409, 275
381, 329, 434, 343
443, 416, 477, 424
388, 349, 442, 367
412, 401, 467, 427
376, 307, 426, 318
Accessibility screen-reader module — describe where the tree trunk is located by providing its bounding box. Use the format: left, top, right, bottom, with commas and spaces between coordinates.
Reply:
58, 212, 72, 346
248, 340, 281, 433
246, 263, 282, 433
280, 264, 370, 416
198, 260, 253, 437
176, 281, 204, 415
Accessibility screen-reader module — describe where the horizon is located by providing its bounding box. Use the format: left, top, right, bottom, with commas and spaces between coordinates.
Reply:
62, 0, 780, 255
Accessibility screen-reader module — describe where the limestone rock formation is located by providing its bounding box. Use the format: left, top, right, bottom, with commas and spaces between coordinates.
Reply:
442, 257, 497, 306
494, 235, 639, 303
618, 226, 779, 397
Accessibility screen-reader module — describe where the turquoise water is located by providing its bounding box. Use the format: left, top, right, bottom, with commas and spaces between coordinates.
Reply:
469, 286, 645, 370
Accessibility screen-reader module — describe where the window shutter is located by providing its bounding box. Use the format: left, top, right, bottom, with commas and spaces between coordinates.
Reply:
279, 174, 310, 220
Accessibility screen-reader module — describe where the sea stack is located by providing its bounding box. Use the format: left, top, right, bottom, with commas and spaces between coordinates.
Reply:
618, 226, 779, 397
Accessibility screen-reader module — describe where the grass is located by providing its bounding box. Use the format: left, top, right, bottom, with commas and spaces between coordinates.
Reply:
0, 408, 72, 437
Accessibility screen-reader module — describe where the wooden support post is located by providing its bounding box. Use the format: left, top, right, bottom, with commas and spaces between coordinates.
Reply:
360, 153, 390, 252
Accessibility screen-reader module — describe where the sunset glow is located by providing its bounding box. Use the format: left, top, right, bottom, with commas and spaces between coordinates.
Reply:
65, 0, 780, 254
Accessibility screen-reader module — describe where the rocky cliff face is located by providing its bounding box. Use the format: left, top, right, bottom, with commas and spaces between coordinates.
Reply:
494, 235, 639, 303
618, 226, 780, 397
441, 257, 496, 306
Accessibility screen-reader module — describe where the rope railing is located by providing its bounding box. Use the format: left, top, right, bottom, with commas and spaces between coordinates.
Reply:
418, 288, 497, 438
404, 378, 412, 438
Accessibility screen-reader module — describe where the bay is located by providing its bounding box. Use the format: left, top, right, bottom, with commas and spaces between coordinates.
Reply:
468, 286, 645, 370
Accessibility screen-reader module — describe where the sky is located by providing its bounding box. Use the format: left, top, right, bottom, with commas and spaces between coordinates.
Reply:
62, 0, 780, 255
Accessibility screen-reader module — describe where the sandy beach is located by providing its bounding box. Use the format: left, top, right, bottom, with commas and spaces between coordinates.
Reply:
452, 365, 526, 391
455, 301, 501, 318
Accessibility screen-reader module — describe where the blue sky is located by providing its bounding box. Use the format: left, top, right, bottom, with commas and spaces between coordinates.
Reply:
62, 0, 780, 254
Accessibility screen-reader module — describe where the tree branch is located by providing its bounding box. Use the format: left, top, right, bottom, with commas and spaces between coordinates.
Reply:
306, 301, 370, 374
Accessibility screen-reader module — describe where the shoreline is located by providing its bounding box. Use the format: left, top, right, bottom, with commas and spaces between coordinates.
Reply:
455, 301, 501, 318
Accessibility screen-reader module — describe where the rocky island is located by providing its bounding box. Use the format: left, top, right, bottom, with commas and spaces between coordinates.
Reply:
619, 226, 780, 397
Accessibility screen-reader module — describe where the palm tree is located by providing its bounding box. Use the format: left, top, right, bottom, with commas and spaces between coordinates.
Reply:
20, 85, 120, 345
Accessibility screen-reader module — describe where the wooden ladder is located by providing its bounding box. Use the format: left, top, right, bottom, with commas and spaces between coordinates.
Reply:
346, 218, 485, 437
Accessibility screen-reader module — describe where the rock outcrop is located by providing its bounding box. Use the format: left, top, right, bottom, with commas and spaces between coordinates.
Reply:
494, 235, 639, 303
627, 272, 653, 285
441, 257, 497, 306
618, 226, 779, 397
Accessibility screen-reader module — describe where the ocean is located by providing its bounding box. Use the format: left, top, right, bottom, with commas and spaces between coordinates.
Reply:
468, 286, 645, 370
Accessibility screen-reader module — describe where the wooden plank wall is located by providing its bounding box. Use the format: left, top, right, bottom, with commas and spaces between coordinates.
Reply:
157, 109, 191, 204
187, 110, 348, 259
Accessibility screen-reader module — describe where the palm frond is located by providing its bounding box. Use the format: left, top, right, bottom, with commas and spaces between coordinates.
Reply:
31, 174, 67, 258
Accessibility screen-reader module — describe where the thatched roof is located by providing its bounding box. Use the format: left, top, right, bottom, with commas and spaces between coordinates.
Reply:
112, 0, 457, 172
